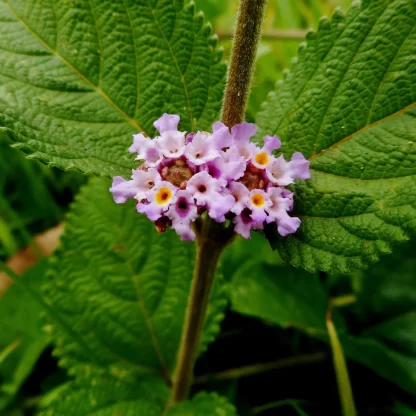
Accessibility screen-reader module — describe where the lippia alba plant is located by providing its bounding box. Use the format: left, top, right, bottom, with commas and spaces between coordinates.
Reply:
0, 0, 414, 414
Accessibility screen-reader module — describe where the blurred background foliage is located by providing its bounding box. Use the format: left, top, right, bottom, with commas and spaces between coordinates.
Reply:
1, 0, 415, 415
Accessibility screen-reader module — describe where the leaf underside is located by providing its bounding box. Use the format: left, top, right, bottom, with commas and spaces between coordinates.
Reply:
43, 178, 227, 380
258, 0, 416, 273
0, 0, 225, 177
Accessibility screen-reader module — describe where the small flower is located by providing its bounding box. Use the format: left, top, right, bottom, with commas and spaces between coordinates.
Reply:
110, 176, 137, 204
266, 187, 301, 236
186, 171, 225, 206
247, 189, 271, 222
130, 133, 163, 167
251, 135, 281, 170
231, 122, 258, 161
207, 147, 245, 182
132, 168, 161, 200
233, 208, 263, 239
167, 190, 198, 241
154, 114, 186, 158
229, 182, 249, 215
184, 132, 220, 165
137, 181, 177, 221
212, 121, 233, 149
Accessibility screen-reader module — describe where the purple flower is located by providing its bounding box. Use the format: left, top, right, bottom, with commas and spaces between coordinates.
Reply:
110, 168, 161, 203
288, 152, 311, 180
208, 147, 245, 182
186, 171, 225, 206
231, 122, 258, 161
206, 192, 235, 222
212, 122, 233, 149
110, 176, 136, 204
153, 114, 186, 159
233, 208, 263, 239
167, 190, 198, 241
266, 155, 293, 186
247, 189, 271, 222
267, 187, 301, 236
130, 133, 163, 167
184, 132, 220, 165
153, 113, 180, 134
229, 182, 249, 215
137, 181, 177, 221
251, 135, 281, 170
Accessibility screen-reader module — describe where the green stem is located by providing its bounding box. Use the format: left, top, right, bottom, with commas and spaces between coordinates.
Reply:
194, 352, 326, 384
166, 221, 233, 408
221, 0, 268, 126
327, 301, 357, 416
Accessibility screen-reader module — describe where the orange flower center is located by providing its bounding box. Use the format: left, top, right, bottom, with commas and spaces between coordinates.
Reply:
254, 151, 269, 167
155, 187, 172, 205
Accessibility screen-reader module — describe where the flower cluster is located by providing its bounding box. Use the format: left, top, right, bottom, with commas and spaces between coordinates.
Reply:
110, 114, 310, 241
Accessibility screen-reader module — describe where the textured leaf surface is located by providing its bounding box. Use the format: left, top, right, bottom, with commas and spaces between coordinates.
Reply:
39, 373, 236, 416
166, 392, 237, 416
257, 0, 416, 272
43, 178, 227, 379
0, 262, 49, 409
230, 249, 416, 396
38, 373, 169, 416
0, 0, 225, 177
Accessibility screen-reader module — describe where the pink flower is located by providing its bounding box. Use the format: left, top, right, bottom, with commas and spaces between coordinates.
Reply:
137, 181, 177, 221
154, 114, 186, 158
184, 132, 220, 165
129, 133, 163, 167
266, 187, 301, 236
167, 190, 198, 241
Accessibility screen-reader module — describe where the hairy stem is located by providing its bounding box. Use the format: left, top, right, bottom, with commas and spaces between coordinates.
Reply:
221, 0, 268, 126
167, 221, 233, 408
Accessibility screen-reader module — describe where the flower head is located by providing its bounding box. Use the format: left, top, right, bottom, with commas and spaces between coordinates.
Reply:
110, 114, 310, 241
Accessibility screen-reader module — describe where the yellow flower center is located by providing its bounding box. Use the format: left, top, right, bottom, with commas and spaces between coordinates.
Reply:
254, 152, 269, 167
251, 193, 265, 208
155, 187, 172, 205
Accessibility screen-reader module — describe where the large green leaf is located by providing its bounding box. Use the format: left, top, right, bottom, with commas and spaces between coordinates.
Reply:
257, 0, 416, 272
38, 372, 236, 416
230, 245, 416, 396
0, 262, 49, 410
43, 178, 227, 380
0, 0, 225, 177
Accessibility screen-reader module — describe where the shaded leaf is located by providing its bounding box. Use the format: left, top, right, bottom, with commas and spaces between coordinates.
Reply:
257, 0, 416, 272
230, 250, 416, 396
0, 0, 225, 177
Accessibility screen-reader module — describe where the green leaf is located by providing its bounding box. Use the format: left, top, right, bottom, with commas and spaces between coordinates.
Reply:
43, 178, 227, 380
38, 373, 169, 416
0, 0, 225, 177
166, 392, 237, 416
257, 0, 416, 272
0, 262, 50, 410
230, 248, 416, 396
38, 372, 236, 416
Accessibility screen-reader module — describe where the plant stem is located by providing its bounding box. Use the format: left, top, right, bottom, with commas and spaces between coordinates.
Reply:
327, 300, 357, 416
221, 0, 268, 127
166, 221, 232, 408
194, 352, 326, 384
218, 28, 307, 41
